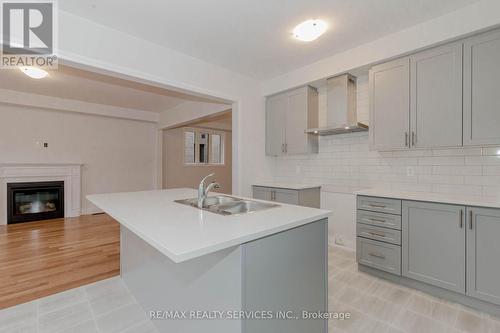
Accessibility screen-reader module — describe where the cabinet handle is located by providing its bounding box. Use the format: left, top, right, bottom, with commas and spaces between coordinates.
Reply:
405, 132, 408, 147
368, 204, 386, 208
459, 210, 464, 229
281, 144, 284, 153
411, 132, 416, 146
368, 252, 386, 259
368, 218, 386, 223
368, 231, 386, 238
285, 143, 288, 153
469, 210, 473, 230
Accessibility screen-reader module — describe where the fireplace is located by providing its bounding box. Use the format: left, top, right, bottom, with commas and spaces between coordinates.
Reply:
7, 181, 64, 224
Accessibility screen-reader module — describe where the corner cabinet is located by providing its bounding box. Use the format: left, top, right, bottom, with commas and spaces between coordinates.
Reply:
402, 201, 466, 293
463, 29, 500, 146
369, 58, 410, 150
266, 86, 318, 156
467, 207, 500, 305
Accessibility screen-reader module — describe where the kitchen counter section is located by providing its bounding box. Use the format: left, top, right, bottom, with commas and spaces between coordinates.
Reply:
253, 182, 321, 190
87, 188, 330, 263
355, 188, 500, 209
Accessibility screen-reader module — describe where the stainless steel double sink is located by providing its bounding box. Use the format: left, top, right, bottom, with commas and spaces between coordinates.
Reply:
174, 195, 279, 215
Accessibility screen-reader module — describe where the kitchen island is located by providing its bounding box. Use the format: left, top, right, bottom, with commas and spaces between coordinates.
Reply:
87, 188, 331, 333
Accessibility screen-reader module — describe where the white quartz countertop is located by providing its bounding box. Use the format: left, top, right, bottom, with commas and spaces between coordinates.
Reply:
252, 182, 321, 190
355, 188, 500, 209
87, 189, 331, 263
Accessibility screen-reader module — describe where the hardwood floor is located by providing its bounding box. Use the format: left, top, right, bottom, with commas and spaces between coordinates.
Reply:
0, 214, 120, 309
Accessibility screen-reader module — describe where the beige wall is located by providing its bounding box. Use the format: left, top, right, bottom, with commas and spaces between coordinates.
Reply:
0, 104, 157, 213
162, 127, 232, 194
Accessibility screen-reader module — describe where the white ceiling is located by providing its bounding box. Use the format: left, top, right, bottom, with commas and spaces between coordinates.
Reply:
60, 0, 480, 79
0, 65, 224, 113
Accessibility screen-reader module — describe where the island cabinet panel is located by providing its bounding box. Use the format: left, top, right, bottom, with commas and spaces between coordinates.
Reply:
467, 207, 500, 306
410, 43, 463, 148
120, 226, 243, 333
242, 219, 327, 333
464, 29, 500, 146
369, 57, 410, 151
402, 201, 466, 294
120, 220, 328, 333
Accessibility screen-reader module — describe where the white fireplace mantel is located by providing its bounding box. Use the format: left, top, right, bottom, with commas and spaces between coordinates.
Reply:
0, 164, 82, 225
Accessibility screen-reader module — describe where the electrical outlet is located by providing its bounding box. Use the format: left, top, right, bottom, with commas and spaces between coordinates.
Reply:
406, 166, 415, 176
334, 235, 345, 246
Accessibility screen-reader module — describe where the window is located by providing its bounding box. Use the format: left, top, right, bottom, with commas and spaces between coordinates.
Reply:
210, 134, 222, 164
184, 131, 195, 163
184, 128, 225, 165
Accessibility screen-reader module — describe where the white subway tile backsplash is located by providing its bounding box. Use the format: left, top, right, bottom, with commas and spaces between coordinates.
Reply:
271, 75, 500, 199
418, 156, 465, 166
418, 175, 464, 185
483, 165, 500, 175
432, 165, 482, 176
465, 156, 500, 165
480, 147, 500, 156
432, 148, 482, 156
465, 176, 500, 186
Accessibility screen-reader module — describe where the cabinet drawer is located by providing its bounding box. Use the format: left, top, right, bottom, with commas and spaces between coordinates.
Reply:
357, 223, 401, 245
357, 210, 402, 230
357, 196, 401, 215
357, 238, 401, 275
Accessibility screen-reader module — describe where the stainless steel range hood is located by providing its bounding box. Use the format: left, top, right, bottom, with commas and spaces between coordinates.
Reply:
305, 74, 368, 136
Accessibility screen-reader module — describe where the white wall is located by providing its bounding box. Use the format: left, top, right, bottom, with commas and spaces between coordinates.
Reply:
57, 10, 273, 197
263, 0, 500, 95
158, 101, 230, 129
271, 74, 500, 249
0, 104, 157, 214
52, 1, 500, 199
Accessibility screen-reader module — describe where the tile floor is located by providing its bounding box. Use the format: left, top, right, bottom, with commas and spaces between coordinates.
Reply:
0, 277, 158, 333
328, 246, 500, 333
1, 246, 499, 333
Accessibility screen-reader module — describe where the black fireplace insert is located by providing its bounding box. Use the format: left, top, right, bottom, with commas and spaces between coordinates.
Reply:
7, 181, 64, 224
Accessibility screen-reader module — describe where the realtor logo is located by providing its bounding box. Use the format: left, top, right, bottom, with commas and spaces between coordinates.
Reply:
1, 0, 57, 68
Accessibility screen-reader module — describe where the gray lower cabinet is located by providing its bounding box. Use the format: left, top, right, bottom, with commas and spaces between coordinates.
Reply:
402, 201, 466, 294
252, 185, 320, 208
467, 207, 500, 305
357, 238, 401, 275
356, 196, 402, 275
464, 29, 500, 146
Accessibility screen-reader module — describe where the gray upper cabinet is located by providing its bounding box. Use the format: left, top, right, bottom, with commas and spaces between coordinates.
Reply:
266, 94, 287, 156
265, 86, 318, 156
402, 201, 465, 294
410, 43, 463, 148
369, 58, 410, 150
464, 29, 500, 146
467, 207, 500, 305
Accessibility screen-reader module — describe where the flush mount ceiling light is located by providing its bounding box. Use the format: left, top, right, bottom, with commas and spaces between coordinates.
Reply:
292, 19, 327, 42
19, 66, 48, 79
